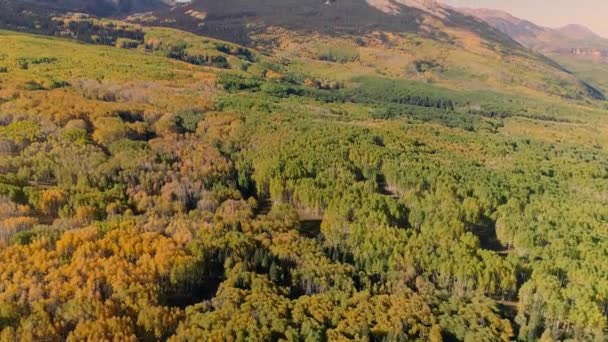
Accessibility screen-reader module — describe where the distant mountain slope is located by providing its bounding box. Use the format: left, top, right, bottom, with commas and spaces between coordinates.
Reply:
2, 0, 174, 16
131, 0, 520, 47
459, 7, 608, 57
557, 24, 602, 41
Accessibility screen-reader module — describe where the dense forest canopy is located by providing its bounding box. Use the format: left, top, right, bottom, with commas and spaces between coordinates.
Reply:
0, 4, 607, 342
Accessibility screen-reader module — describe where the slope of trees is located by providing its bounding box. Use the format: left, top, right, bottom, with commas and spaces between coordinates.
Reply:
0, 25, 606, 341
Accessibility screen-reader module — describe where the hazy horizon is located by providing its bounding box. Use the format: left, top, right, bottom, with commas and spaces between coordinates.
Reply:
443, 0, 608, 38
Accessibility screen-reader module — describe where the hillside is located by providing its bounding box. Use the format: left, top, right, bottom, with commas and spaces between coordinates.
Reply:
0, 23, 607, 340
458, 7, 608, 95
0, 2, 607, 341
1, 0, 603, 100
124, 0, 604, 101
554, 54, 608, 94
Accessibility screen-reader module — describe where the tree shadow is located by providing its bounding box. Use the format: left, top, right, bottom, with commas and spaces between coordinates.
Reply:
163, 276, 224, 309
468, 215, 510, 256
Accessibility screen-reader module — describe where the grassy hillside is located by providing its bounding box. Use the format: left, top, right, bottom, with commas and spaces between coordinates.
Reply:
552, 54, 608, 94
127, 0, 604, 103
459, 7, 608, 99
0, 18, 606, 342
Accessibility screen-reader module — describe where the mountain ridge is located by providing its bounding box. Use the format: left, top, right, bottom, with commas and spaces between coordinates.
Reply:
557, 24, 602, 40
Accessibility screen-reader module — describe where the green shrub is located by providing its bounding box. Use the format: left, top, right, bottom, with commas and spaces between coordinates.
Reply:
18, 57, 57, 68
21, 81, 45, 91
116, 38, 140, 49
11, 228, 61, 246
216, 93, 278, 114
216, 44, 255, 62
260, 83, 304, 98
48, 79, 70, 89
0, 183, 26, 204
177, 109, 205, 132
108, 139, 149, 156
315, 44, 359, 63
218, 73, 262, 91
373, 104, 479, 131
0, 120, 42, 143
62, 128, 91, 145
210, 56, 230, 69
414, 59, 444, 73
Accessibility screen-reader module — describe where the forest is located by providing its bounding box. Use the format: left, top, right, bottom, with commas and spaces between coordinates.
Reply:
0, 8, 607, 342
